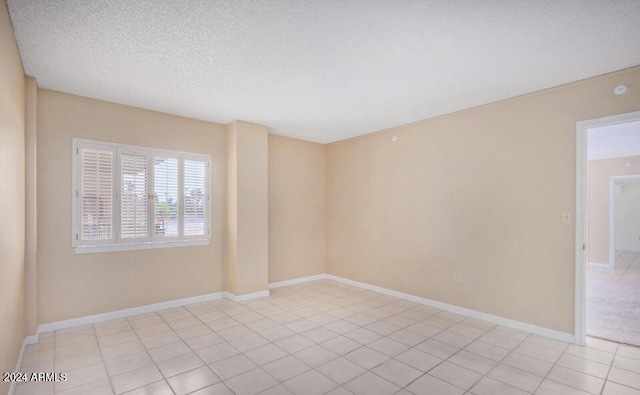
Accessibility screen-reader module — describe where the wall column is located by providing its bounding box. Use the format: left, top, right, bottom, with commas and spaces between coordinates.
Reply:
226, 121, 269, 298
25, 76, 37, 335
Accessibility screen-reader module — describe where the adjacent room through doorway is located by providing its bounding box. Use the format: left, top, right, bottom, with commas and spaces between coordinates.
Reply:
586, 119, 640, 346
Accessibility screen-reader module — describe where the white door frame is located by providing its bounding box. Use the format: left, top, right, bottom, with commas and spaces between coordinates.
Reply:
610, 174, 640, 269
575, 110, 640, 345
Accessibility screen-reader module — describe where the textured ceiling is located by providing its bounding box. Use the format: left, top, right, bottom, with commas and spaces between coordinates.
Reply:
588, 120, 640, 160
7, 0, 640, 143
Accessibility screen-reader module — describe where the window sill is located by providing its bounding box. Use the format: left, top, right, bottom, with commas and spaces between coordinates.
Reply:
74, 239, 210, 254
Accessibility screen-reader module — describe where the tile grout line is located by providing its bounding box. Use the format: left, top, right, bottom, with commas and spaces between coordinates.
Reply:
392, 317, 492, 393
310, 294, 415, 394
164, 299, 268, 393
53, 327, 110, 394
336, 301, 491, 393
529, 335, 569, 394
599, 341, 640, 395
599, 345, 616, 395
16, 279, 640, 395
91, 324, 119, 395
155, 305, 221, 394
339, 306, 434, 393
122, 313, 178, 395
245, 294, 333, 395
448, 324, 533, 394
302, 286, 532, 395
274, 286, 404, 393
184, 297, 293, 394
622, 251, 640, 277
195, 291, 335, 394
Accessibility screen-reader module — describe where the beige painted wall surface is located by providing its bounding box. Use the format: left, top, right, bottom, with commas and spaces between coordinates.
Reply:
615, 178, 640, 252
268, 134, 326, 283
587, 156, 640, 264
327, 67, 640, 334
235, 121, 269, 295
0, 0, 25, 391
25, 76, 38, 335
226, 122, 238, 294
37, 89, 227, 323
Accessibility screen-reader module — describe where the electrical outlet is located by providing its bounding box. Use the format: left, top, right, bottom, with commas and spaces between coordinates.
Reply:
454, 272, 462, 283
562, 212, 571, 224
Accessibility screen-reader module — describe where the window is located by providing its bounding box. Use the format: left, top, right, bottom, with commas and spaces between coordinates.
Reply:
73, 139, 211, 253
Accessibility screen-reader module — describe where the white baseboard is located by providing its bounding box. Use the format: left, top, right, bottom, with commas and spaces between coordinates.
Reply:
9, 337, 30, 395
324, 274, 575, 344
588, 262, 612, 269
20, 272, 576, 369
37, 291, 226, 335
32, 288, 271, 341
225, 290, 270, 302
268, 274, 326, 289
12, 287, 270, 386
616, 248, 640, 253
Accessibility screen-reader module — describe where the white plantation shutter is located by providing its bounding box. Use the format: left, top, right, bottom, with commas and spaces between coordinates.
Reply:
73, 139, 210, 252
153, 156, 179, 238
81, 148, 113, 241
184, 159, 207, 237
120, 154, 149, 239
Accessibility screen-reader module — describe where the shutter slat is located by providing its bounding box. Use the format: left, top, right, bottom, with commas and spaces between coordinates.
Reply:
81, 148, 113, 241
184, 160, 206, 236
120, 154, 148, 239
154, 157, 179, 237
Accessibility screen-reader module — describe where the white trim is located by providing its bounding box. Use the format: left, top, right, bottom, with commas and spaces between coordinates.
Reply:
610, 176, 616, 269
576, 119, 588, 346
29, 288, 270, 344
37, 291, 225, 334
182, 154, 212, 241
8, 334, 38, 395
8, 335, 43, 395
277, 273, 580, 343
575, 110, 640, 346
18, 269, 587, 376
8, 339, 27, 395
224, 290, 270, 302
616, 248, 640, 253
610, 174, 640, 269
325, 274, 574, 343
268, 274, 326, 289
72, 138, 211, 253
74, 238, 210, 254
588, 262, 611, 269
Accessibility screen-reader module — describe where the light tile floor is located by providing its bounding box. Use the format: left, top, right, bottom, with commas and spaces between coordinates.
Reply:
14, 279, 640, 395
587, 250, 640, 345
589, 251, 640, 278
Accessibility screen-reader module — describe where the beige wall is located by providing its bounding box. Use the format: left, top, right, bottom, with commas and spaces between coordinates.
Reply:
226, 122, 238, 294
587, 156, 640, 264
0, 0, 25, 392
327, 67, 640, 334
35, 89, 320, 321
268, 134, 326, 283
37, 90, 227, 323
615, 178, 640, 252
226, 121, 269, 296
25, 76, 38, 336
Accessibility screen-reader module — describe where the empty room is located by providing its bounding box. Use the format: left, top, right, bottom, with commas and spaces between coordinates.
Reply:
2, 1, 640, 395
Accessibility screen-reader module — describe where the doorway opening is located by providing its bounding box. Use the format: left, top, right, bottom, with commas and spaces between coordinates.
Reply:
576, 111, 640, 346
609, 175, 640, 270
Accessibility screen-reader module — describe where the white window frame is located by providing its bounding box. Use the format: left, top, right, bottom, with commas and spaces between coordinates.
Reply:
150, 154, 181, 244
72, 138, 211, 254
